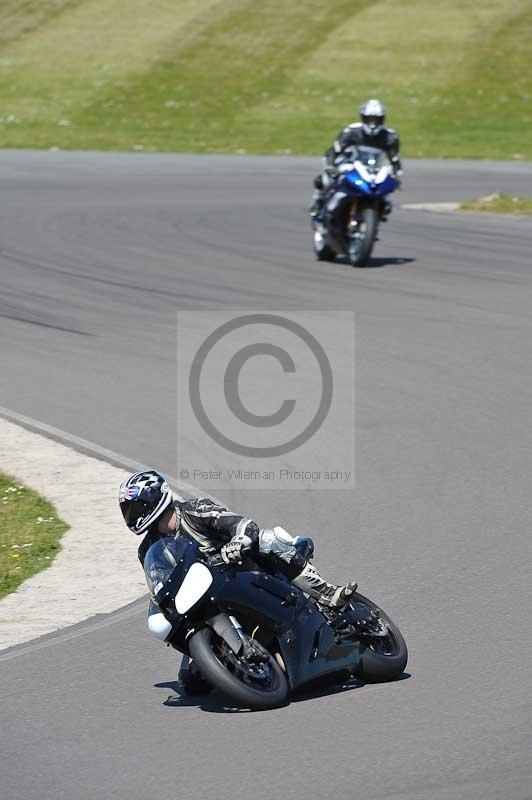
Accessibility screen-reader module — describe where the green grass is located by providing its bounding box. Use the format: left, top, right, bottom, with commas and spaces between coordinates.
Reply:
0, 0, 531, 158
461, 193, 532, 214
0, 471, 68, 599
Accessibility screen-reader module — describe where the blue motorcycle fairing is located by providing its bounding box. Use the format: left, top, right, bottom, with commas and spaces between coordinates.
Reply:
344, 171, 371, 194
150, 541, 306, 635
215, 571, 362, 689
214, 572, 363, 689
343, 169, 398, 197
145, 536, 363, 690
213, 569, 304, 632
147, 536, 201, 609
378, 174, 399, 194
276, 603, 359, 689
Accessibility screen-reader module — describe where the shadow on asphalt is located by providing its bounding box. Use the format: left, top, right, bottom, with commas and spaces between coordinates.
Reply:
291, 670, 411, 704
335, 255, 416, 269
366, 256, 416, 268
154, 672, 411, 714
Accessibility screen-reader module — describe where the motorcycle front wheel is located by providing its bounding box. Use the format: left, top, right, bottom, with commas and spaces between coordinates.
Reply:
189, 627, 289, 710
351, 592, 408, 682
348, 207, 378, 267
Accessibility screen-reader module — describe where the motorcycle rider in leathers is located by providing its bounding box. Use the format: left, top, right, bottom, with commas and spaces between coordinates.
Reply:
119, 470, 357, 693
310, 98, 402, 220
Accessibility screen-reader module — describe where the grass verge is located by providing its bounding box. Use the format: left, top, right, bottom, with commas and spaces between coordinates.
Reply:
0, 0, 531, 158
0, 471, 68, 599
460, 193, 532, 215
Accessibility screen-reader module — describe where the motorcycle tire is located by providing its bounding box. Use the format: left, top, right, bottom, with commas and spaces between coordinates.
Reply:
351, 592, 408, 682
348, 207, 378, 267
189, 627, 289, 710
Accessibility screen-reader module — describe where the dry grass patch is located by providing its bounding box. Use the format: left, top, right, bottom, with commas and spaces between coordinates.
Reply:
461, 193, 532, 215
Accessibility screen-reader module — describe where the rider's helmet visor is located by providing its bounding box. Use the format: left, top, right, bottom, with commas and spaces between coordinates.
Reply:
121, 498, 157, 530
363, 115, 383, 128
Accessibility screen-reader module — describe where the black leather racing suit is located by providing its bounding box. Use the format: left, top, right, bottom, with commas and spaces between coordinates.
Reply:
324, 122, 401, 173
139, 496, 356, 639
138, 497, 308, 579
311, 122, 402, 217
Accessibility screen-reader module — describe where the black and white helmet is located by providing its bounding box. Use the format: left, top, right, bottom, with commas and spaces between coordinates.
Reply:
360, 98, 386, 136
119, 470, 173, 534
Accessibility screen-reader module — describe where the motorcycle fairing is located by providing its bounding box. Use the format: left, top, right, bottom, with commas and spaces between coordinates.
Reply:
214, 575, 360, 690
149, 538, 204, 618
144, 537, 365, 690
343, 170, 398, 197
276, 603, 359, 690
213, 570, 303, 632
377, 174, 398, 195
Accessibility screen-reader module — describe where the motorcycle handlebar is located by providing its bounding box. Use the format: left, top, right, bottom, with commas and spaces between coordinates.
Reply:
206, 544, 253, 569
206, 553, 225, 567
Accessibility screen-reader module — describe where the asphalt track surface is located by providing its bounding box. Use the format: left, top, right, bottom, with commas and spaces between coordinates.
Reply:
1, 152, 531, 800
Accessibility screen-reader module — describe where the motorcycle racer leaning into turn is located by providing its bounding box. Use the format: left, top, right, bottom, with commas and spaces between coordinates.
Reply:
119, 470, 357, 691
310, 98, 402, 221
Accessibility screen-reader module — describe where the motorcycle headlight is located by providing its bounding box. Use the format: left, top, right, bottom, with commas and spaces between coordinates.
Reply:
175, 562, 213, 614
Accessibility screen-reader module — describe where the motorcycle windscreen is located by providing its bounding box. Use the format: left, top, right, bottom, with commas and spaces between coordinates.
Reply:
143, 536, 191, 600
355, 145, 388, 171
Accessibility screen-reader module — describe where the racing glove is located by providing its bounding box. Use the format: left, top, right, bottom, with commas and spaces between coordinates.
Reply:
220, 532, 253, 564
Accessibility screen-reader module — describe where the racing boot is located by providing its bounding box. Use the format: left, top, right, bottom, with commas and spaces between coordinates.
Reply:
292, 561, 357, 608
178, 655, 212, 696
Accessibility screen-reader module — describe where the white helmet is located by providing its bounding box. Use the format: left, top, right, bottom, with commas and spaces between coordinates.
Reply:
360, 99, 386, 136
119, 470, 173, 534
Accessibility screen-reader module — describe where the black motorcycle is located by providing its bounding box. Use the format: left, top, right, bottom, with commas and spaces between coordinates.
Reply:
145, 536, 408, 710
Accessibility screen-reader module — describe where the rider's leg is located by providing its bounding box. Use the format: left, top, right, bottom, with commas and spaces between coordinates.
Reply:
309, 174, 325, 218
257, 527, 356, 608
381, 194, 392, 220
178, 654, 212, 695
291, 561, 357, 607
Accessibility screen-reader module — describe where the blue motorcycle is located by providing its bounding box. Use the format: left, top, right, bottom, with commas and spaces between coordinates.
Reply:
144, 535, 408, 710
312, 145, 399, 267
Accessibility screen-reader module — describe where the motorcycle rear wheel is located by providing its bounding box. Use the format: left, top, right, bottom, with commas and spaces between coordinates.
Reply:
189, 627, 289, 710
351, 592, 408, 682
348, 207, 378, 267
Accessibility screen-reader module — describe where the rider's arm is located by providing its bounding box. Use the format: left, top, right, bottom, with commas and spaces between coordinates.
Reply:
181, 497, 260, 547
386, 129, 402, 174
323, 125, 351, 167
